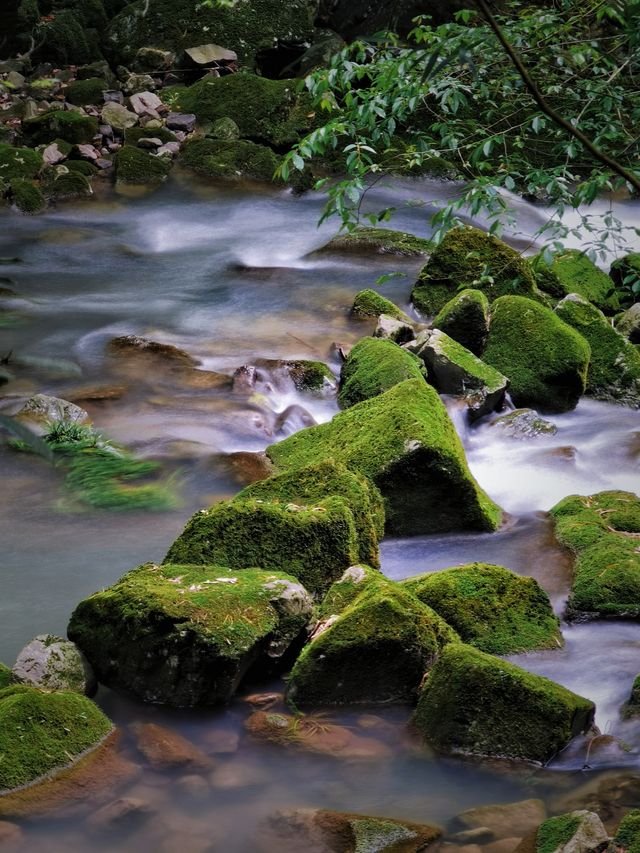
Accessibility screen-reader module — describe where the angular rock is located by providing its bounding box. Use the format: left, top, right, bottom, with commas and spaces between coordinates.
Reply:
555, 294, 640, 408
68, 563, 314, 706
267, 379, 502, 536
22, 111, 99, 145
101, 102, 138, 131
87, 796, 154, 832
351, 289, 412, 322
535, 810, 608, 853
413, 644, 595, 762
107, 334, 199, 367
615, 303, 640, 345
373, 313, 415, 344
403, 563, 562, 655
166, 112, 196, 133
129, 91, 163, 117
533, 249, 619, 312
483, 296, 591, 413
15, 393, 89, 425
338, 336, 426, 409
42, 142, 66, 165
433, 288, 490, 356
489, 408, 557, 439
12, 634, 95, 695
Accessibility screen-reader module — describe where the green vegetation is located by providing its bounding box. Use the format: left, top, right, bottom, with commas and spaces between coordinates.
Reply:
615, 809, 640, 853
286, 361, 335, 393
403, 563, 562, 655
351, 289, 411, 322
622, 676, 640, 720
318, 564, 388, 619
537, 814, 582, 853
338, 337, 426, 408
23, 110, 99, 145
0, 664, 14, 689
532, 249, 619, 313
267, 379, 501, 536
10, 178, 46, 214
0, 144, 42, 180
65, 77, 106, 106
433, 289, 490, 356
181, 138, 279, 183
413, 643, 595, 762
610, 253, 640, 309
320, 227, 431, 257
46, 171, 93, 201
114, 146, 170, 185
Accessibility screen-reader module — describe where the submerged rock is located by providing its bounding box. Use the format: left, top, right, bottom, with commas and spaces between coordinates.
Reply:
403, 563, 562, 655
12, 634, 95, 695
68, 563, 313, 707
338, 337, 426, 409
483, 296, 590, 413
456, 799, 546, 839
107, 335, 199, 367
490, 409, 557, 439
351, 289, 412, 323
131, 722, 210, 770
267, 379, 502, 536
533, 249, 619, 313
550, 491, 640, 620
433, 288, 490, 356
413, 644, 595, 763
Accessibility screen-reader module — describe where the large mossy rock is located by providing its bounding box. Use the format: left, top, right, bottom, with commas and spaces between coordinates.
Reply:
181, 138, 279, 183
317, 564, 388, 618
413, 643, 595, 763
9, 179, 46, 214
483, 295, 590, 413
318, 227, 431, 257
0, 144, 42, 180
0, 684, 112, 792
403, 563, 562, 655
411, 226, 539, 316
615, 808, 640, 852
555, 294, 640, 408
266, 379, 502, 536
286, 583, 458, 707
114, 146, 171, 184
65, 77, 106, 106
22, 110, 99, 145
550, 491, 640, 620
338, 337, 426, 409
68, 563, 313, 706
535, 811, 608, 853
533, 249, 619, 313
107, 0, 317, 69
351, 289, 411, 322
433, 288, 490, 356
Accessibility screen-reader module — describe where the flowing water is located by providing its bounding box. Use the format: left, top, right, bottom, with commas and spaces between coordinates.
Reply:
1, 174, 640, 850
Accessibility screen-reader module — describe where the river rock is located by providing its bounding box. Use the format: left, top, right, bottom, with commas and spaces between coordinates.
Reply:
137, 137, 163, 149
87, 796, 154, 832
414, 328, 507, 419
129, 91, 163, 117
166, 113, 196, 133
457, 800, 546, 839
42, 142, 67, 165
319, 227, 431, 257
351, 289, 412, 322
490, 408, 557, 439
68, 563, 314, 706
413, 644, 595, 763
12, 634, 96, 695
274, 404, 317, 435
483, 296, 591, 413
209, 760, 266, 790
338, 337, 426, 409
101, 102, 138, 130
615, 303, 640, 345
265, 807, 441, 853
132, 723, 211, 770
107, 335, 199, 368
433, 288, 490, 356
0, 821, 23, 846
615, 809, 640, 851
267, 379, 502, 536
15, 393, 89, 425
534, 810, 608, 853
373, 313, 415, 344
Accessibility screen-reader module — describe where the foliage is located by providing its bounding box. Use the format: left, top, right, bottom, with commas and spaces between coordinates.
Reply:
278, 1, 640, 259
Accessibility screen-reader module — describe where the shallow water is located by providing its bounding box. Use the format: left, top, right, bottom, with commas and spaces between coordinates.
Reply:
1, 176, 640, 849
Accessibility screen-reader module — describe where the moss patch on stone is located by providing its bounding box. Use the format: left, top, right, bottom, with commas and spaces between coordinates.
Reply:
0, 144, 42, 180
65, 77, 105, 106
181, 138, 279, 183
532, 249, 619, 313
413, 643, 595, 762
267, 379, 502, 536
338, 337, 426, 409
68, 562, 312, 706
615, 809, 640, 853
536, 814, 582, 853
319, 227, 432, 257
622, 676, 640, 719
483, 295, 590, 413
411, 226, 539, 316
286, 584, 459, 708
0, 684, 112, 792
0, 664, 14, 689
114, 146, 170, 185
47, 171, 93, 201
403, 563, 562, 655
318, 565, 388, 619
433, 288, 490, 356
555, 294, 640, 408
10, 178, 46, 214
23, 110, 99, 145
351, 289, 412, 323
550, 490, 640, 620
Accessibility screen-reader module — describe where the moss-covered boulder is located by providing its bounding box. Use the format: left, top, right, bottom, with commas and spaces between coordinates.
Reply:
9, 178, 46, 214
338, 337, 426, 409
414, 329, 507, 419
67, 562, 314, 706
0, 144, 42, 180
114, 146, 170, 184
550, 491, 640, 620
536, 811, 608, 853
610, 252, 640, 294
318, 227, 431, 257
555, 294, 640, 408
351, 289, 411, 323
616, 303, 640, 345
318, 564, 388, 619
46, 171, 93, 201
266, 379, 502, 536
489, 408, 557, 439
0, 664, 14, 689
533, 249, 619, 313
107, 0, 317, 69
403, 563, 561, 654
413, 643, 595, 762
483, 295, 590, 413
286, 583, 458, 707
65, 77, 106, 106
433, 288, 490, 356
0, 684, 112, 792
615, 808, 640, 852
34, 6, 105, 65
181, 138, 279, 183
22, 110, 99, 145
411, 226, 539, 316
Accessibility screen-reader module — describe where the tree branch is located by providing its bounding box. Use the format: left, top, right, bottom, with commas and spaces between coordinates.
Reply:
474, 0, 640, 194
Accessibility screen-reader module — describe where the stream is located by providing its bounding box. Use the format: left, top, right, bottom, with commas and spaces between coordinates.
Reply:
1, 174, 640, 850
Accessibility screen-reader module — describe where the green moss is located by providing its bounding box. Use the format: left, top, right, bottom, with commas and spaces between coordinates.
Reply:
0, 684, 112, 791
615, 809, 640, 852
616, 304, 640, 345
23, 110, 99, 145
124, 126, 177, 147
551, 491, 640, 619
181, 138, 279, 183
38, 9, 103, 65
0, 664, 14, 689
351, 289, 412, 323
411, 226, 540, 316
0, 144, 42, 180
338, 337, 426, 409
320, 227, 432, 257
68, 562, 312, 706
433, 288, 490, 356
490, 408, 557, 439
483, 295, 590, 413
286, 360, 334, 393
318, 564, 388, 619
65, 77, 105, 106
403, 563, 562, 655
413, 643, 595, 762
532, 249, 619, 313
207, 117, 240, 141
114, 146, 170, 185
47, 171, 93, 201
10, 179, 46, 214
65, 159, 98, 176
286, 584, 459, 708
610, 253, 640, 292
536, 814, 582, 853
267, 379, 501, 536
555, 294, 640, 408
622, 676, 640, 719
